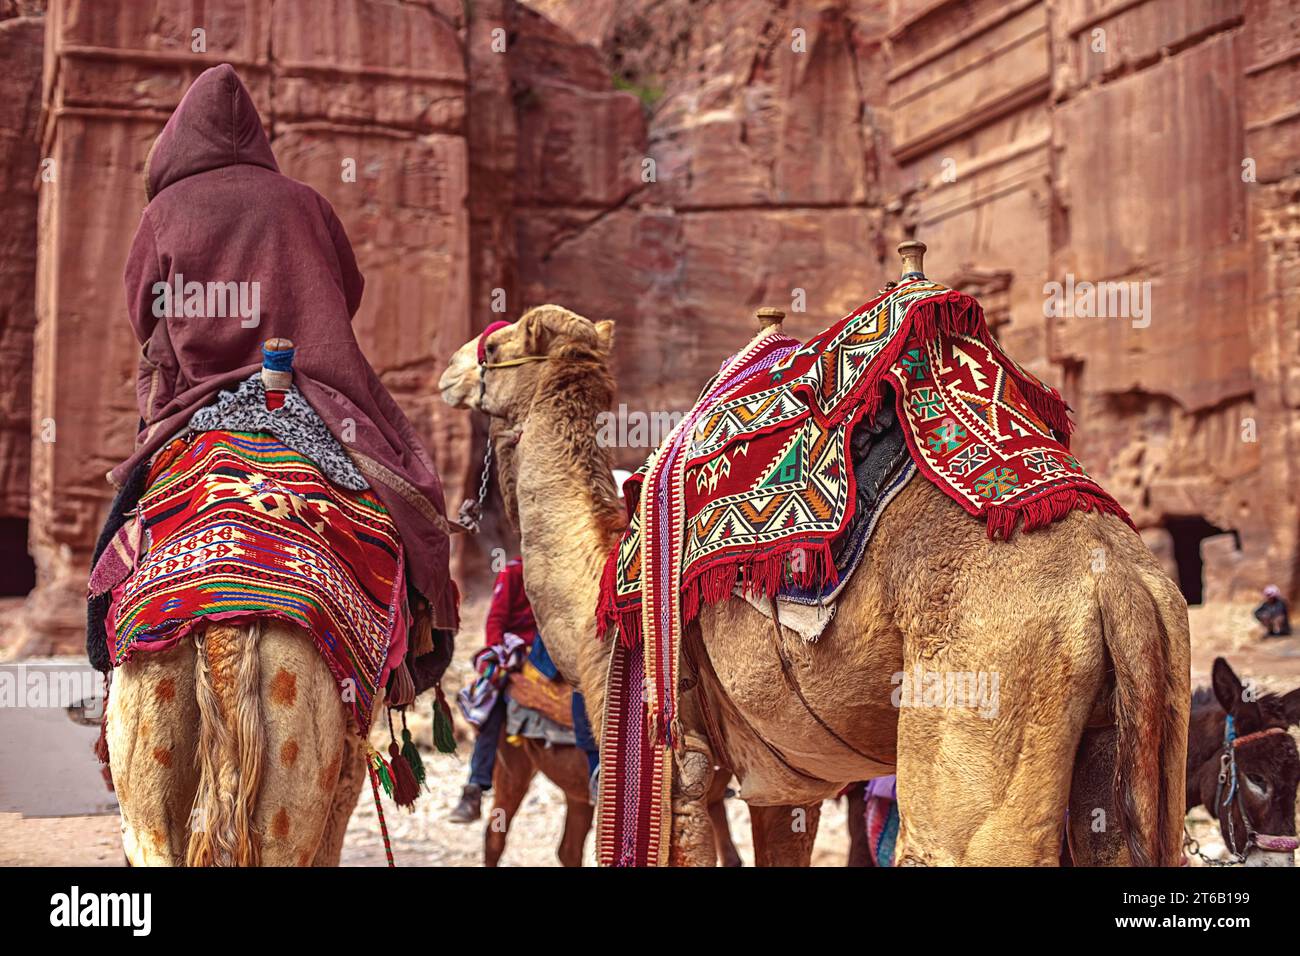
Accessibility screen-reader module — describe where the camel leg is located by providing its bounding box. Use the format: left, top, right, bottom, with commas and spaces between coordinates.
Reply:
1065, 726, 1132, 866
248, 622, 346, 865
845, 784, 873, 867
189, 620, 346, 867
558, 796, 594, 867
310, 731, 368, 867
668, 732, 721, 866
892, 625, 1100, 866
749, 802, 821, 866
706, 774, 743, 867
484, 729, 534, 867
106, 641, 200, 866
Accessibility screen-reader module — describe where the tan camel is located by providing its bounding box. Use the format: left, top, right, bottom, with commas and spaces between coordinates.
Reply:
438, 304, 1191, 866
106, 619, 370, 866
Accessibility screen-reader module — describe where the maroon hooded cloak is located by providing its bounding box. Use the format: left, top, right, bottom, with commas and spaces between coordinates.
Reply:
110, 64, 457, 628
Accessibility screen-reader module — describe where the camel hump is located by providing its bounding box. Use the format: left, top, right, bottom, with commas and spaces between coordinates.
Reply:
262, 338, 295, 390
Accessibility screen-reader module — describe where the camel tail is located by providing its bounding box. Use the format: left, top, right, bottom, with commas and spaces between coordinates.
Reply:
1097, 561, 1189, 867
188, 621, 266, 867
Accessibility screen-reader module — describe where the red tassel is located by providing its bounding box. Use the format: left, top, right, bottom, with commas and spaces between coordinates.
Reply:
387, 739, 421, 809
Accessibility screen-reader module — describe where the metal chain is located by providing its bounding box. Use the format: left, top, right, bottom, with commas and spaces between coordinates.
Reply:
1182, 748, 1251, 867
1183, 827, 1246, 867
456, 439, 493, 533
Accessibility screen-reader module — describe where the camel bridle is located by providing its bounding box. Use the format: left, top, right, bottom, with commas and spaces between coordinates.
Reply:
1187, 717, 1298, 864
451, 322, 549, 534
474, 319, 550, 406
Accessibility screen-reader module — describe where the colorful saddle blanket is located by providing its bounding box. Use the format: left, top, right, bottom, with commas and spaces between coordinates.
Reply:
107, 431, 406, 733
594, 279, 1132, 866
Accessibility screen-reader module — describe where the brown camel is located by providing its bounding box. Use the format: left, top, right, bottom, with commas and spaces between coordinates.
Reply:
106, 619, 371, 866
485, 726, 742, 866
439, 303, 1191, 866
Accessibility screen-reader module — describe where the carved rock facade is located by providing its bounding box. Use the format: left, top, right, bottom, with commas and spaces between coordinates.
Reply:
1, 0, 1295, 652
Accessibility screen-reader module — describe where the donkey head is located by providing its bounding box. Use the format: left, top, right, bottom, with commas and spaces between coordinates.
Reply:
1190, 657, 1300, 866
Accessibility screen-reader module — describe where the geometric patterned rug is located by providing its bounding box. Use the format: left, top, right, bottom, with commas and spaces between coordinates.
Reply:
108, 430, 405, 734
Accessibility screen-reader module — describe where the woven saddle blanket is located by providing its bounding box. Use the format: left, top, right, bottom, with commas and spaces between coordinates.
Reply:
106, 430, 405, 733
593, 279, 1131, 867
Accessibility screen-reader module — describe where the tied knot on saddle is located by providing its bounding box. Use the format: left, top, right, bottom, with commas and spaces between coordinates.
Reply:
592, 241, 1133, 867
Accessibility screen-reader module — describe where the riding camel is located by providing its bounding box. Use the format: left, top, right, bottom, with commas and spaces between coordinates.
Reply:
438, 291, 1191, 866
93, 64, 459, 867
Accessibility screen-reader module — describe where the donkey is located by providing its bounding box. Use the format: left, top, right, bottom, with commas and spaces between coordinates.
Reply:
1186, 657, 1300, 866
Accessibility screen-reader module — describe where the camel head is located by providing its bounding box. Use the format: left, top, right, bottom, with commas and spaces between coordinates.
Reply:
438, 305, 615, 422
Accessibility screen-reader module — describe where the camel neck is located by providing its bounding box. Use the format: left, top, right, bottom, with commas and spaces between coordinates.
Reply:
506, 384, 624, 736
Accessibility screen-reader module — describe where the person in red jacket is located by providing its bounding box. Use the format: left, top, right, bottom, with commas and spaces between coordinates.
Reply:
484, 558, 536, 649
449, 557, 536, 822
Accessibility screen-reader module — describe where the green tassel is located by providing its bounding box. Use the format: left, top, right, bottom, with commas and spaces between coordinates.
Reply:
370, 751, 395, 797
400, 727, 427, 788
433, 685, 457, 755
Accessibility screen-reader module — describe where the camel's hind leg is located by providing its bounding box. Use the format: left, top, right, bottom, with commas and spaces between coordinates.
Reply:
310, 730, 368, 867
188, 620, 345, 866
106, 641, 200, 866
249, 621, 346, 866
892, 619, 1103, 866
558, 796, 594, 867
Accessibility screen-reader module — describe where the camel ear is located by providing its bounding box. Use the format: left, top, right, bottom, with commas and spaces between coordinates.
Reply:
1212, 657, 1243, 713
521, 311, 548, 355
521, 305, 597, 354
594, 320, 615, 355
1281, 687, 1300, 726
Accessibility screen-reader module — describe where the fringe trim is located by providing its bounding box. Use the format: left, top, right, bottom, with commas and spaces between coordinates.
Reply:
984, 487, 1135, 540
811, 289, 1075, 441
598, 540, 837, 649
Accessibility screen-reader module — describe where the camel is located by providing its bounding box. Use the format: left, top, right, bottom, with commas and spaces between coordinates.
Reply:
485, 728, 742, 866
106, 619, 371, 866
438, 301, 1192, 866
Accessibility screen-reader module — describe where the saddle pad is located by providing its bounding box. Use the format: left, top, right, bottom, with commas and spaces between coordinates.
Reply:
108, 430, 405, 733
507, 660, 574, 730
594, 279, 1132, 867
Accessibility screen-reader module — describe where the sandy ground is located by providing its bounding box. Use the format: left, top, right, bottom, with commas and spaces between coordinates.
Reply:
0, 597, 1294, 867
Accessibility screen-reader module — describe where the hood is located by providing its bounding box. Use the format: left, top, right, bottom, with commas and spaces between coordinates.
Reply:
145, 63, 278, 200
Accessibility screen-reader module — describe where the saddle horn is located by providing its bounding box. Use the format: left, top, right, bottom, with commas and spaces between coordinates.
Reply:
898, 240, 927, 280
756, 307, 785, 332
262, 338, 294, 409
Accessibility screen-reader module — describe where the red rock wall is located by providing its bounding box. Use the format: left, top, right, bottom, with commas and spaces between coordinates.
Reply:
1, 0, 1296, 651
12, 0, 475, 651
517, 0, 1300, 605
0, 8, 42, 522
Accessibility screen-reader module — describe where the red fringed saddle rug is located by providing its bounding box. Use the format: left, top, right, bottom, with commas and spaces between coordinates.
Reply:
594, 279, 1132, 866
108, 431, 405, 733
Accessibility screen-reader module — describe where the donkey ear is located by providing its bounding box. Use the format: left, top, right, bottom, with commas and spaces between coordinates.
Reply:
1212, 657, 1243, 713
1281, 687, 1300, 726
594, 320, 615, 355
